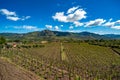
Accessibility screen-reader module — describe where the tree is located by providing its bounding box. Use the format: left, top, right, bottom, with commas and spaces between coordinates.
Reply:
0, 36, 6, 54
0, 36, 6, 44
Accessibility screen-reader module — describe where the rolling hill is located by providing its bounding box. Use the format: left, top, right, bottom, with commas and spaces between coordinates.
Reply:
104, 34, 120, 39
0, 30, 120, 40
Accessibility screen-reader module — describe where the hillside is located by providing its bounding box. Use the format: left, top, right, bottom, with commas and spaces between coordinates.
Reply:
0, 42, 119, 80
104, 34, 120, 39
0, 58, 41, 80
0, 30, 115, 40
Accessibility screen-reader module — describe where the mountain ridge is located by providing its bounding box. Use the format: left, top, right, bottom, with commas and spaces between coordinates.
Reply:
0, 30, 120, 40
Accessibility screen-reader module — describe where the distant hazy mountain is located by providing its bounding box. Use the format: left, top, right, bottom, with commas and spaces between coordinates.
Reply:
104, 34, 120, 39
0, 30, 120, 40
0, 33, 24, 40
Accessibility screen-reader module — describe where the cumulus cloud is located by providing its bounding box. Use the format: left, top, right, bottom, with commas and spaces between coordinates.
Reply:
67, 6, 79, 14
45, 25, 53, 29
103, 22, 115, 27
67, 9, 86, 22
111, 26, 120, 29
45, 25, 60, 31
52, 12, 68, 22
85, 19, 106, 27
60, 25, 63, 27
23, 25, 38, 30
109, 18, 113, 22
14, 25, 39, 30
85, 18, 120, 29
54, 26, 59, 30
115, 20, 120, 24
52, 6, 87, 25
0, 9, 30, 21
67, 30, 82, 33
102, 19, 120, 29
6, 16, 20, 21
73, 21, 84, 27
21, 16, 31, 21
69, 26, 74, 29
52, 6, 120, 30
0, 9, 16, 16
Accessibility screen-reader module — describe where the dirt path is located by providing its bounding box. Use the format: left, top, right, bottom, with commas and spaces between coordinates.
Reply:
0, 58, 42, 80
61, 43, 68, 61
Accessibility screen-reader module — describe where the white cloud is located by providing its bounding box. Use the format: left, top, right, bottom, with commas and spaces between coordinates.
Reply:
52, 6, 120, 30
115, 20, 120, 24
111, 26, 120, 29
85, 19, 106, 27
52, 6, 87, 23
21, 16, 31, 20
109, 18, 113, 22
67, 6, 79, 14
69, 26, 74, 29
73, 21, 84, 27
52, 12, 68, 22
67, 30, 82, 33
102, 19, 120, 30
7, 16, 20, 21
45, 25, 53, 29
0, 9, 30, 21
0, 9, 16, 16
85, 19, 120, 30
52, 6, 87, 27
103, 22, 115, 27
54, 26, 59, 30
23, 25, 38, 30
60, 25, 63, 27
14, 25, 39, 30
67, 9, 87, 22
25, 16, 31, 19
45, 25, 61, 31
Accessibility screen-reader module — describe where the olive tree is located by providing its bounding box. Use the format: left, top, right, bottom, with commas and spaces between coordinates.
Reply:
0, 36, 6, 54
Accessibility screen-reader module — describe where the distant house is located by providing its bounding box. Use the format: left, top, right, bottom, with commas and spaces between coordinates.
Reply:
41, 41, 48, 44
13, 43, 17, 48
4, 42, 17, 49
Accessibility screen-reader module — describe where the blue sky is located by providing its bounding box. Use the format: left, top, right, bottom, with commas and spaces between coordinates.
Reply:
0, 0, 120, 34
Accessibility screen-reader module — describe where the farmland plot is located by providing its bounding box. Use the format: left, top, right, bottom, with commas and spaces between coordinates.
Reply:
0, 42, 120, 80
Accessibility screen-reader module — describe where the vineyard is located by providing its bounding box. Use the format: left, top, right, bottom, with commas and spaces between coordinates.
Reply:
0, 42, 120, 80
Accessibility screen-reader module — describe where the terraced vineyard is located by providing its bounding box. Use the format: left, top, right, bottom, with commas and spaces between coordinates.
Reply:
64, 43, 120, 80
0, 42, 120, 80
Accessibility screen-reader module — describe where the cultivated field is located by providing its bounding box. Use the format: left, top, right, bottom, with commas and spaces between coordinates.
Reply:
0, 58, 41, 80
0, 42, 120, 80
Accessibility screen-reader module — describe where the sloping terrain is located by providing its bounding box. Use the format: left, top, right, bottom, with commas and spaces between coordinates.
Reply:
104, 34, 120, 39
0, 30, 111, 40
0, 58, 41, 80
0, 42, 120, 80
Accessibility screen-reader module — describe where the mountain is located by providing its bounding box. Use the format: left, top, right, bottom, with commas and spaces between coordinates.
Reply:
104, 34, 120, 39
0, 30, 119, 40
24, 30, 108, 40
0, 33, 24, 40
